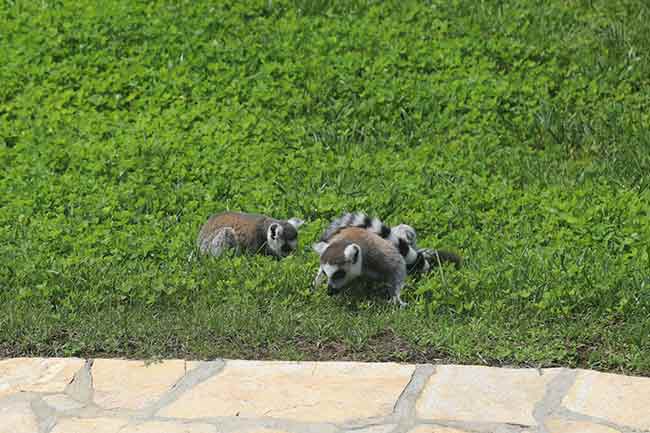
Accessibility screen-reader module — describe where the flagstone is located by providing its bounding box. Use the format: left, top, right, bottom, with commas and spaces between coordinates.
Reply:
0, 399, 39, 433
408, 426, 469, 433
50, 417, 129, 433
92, 359, 188, 410
562, 369, 650, 431
43, 393, 86, 411
416, 365, 559, 426
159, 360, 415, 422
122, 420, 216, 433
545, 418, 621, 433
0, 358, 84, 397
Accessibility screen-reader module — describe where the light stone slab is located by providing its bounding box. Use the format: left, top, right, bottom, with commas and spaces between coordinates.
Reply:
545, 418, 621, 433
409, 426, 469, 433
562, 369, 650, 430
186, 361, 205, 370
50, 417, 129, 433
0, 357, 84, 397
0, 399, 39, 433
159, 360, 415, 422
49, 418, 216, 433
415, 365, 560, 426
92, 359, 188, 410
122, 421, 216, 433
43, 393, 86, 411
350, 425, 397, 433
244, 430, 293, 433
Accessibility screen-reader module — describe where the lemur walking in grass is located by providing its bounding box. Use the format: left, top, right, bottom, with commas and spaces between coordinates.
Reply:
313, 226, 409, 307
319, 212, 462, 273
312, 213, 462, 307
197, 212, 304, 258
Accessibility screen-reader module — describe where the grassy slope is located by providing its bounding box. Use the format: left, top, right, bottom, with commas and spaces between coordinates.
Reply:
1, 0, 649, 374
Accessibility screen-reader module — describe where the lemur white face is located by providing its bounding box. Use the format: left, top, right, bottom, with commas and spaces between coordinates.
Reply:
268, 218, 304, 257
320, 244, 363, 290
267, 223, 285, 256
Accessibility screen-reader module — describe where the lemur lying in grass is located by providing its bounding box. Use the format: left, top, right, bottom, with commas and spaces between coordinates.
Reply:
197, 211, 304, 258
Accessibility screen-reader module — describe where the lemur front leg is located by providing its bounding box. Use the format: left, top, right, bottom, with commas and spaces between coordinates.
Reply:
387, 270, 408, 308
312, 268, 326, 292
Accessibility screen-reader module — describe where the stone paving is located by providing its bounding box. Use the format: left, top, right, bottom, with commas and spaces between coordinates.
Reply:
1, 358, 649, 433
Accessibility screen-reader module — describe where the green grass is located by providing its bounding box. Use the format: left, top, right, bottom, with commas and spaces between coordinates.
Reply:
1, 0, 649, 375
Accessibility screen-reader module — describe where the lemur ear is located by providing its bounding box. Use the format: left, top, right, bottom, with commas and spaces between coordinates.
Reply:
312, 242, 328, 255
344, 244, 360, 264
287, 217, 305, 229
392, 224, 416, 245
269, 223, 282, 240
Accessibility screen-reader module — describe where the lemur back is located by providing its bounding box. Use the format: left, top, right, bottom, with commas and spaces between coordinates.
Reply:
198, 212, 265, 252
324, 228, 405, 282
320, 212, 461, 272
320, 212, 392, 242
197, 211, 302, 258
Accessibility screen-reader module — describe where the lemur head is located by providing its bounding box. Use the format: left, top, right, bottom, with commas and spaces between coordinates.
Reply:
267, 217, 304, 257
312, 240, 363, 290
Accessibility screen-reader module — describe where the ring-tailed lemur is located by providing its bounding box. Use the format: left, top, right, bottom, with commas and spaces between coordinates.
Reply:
197, 212, 304, 258
312, 227, 409, 307
319, 212, 462, 273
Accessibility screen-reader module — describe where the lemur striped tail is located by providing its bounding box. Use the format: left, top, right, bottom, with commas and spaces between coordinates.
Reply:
431, 250, 463, 268
320, 212, 463, 273
417, 249, 463, 271
321, 212, 419, 265
320, 212, 395, 243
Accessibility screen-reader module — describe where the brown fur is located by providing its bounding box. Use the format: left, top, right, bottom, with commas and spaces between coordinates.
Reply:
324, 228, 405, 283
197, 212, 297, 255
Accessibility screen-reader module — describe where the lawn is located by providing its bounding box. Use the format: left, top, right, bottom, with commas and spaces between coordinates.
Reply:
1, 0, 649, 375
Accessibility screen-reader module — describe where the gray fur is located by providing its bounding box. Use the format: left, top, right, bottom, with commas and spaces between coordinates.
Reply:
197, 212, 303, 258
318, 212, 462, 275
208, 227, 238, 257
287, 217, 305, 229
320, 212, 423, 268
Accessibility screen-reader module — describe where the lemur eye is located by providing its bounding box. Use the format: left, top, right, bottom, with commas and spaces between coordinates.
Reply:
332, 270, 346, 280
